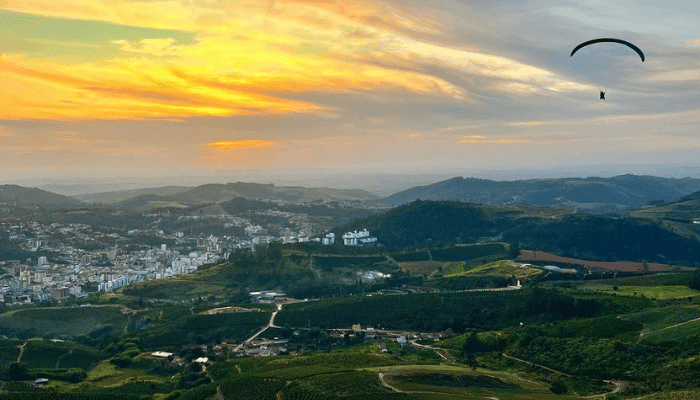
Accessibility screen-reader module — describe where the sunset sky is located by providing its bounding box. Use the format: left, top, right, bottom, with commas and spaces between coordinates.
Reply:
2, 0, 699, 183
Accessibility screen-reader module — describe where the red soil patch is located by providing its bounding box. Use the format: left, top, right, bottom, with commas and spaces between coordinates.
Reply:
519, 250, 693, 272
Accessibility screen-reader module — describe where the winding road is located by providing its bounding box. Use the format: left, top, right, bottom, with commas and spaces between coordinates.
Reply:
232, 303, 282, 352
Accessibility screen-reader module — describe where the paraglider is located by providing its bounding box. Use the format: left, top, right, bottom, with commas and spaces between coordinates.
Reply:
570, 38, 644, 99
570, 38, 645, 62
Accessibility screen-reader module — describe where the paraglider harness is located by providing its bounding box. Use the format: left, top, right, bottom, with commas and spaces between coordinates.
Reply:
600, 90, 605, 100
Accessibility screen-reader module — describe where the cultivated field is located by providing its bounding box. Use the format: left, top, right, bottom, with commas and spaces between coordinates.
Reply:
580, 285, 700, 300
519, 250, 693, 272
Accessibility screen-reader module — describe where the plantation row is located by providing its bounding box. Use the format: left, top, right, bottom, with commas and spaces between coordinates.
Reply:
220, 377, 287, 400
135, 310, 271, 350
275, 288, 647, 333
391, 243, 508, 263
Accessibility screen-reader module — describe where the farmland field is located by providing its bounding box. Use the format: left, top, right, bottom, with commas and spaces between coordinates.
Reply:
0, 305, 128, 338
399, 261, 445, 276
22, 340, 104, 370
458, 260, 542, 280
312, 255, 389, 271
625, 306, 700, 331
369, 365, 573, 400
641, 317, 700, 345
431, 243, 508, 262
580, 285, 700, 300
519, 250, 692, 272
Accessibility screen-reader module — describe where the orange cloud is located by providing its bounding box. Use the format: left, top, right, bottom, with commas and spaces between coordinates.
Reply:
208, 140, 276, 151
458, 135, 529, 144
1, 0, 585, 121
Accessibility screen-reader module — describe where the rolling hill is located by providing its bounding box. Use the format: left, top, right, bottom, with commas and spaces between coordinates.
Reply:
340, 200, 700, 266
102, 182, 379, 212
73, 185, 192, 204
381, 174, 700, 211
0, 185, 85, 209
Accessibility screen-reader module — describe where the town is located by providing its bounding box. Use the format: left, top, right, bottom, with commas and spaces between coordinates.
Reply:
0, 216, 377, 307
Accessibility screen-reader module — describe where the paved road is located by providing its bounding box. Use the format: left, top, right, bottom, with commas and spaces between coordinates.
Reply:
232, 303, 282, 352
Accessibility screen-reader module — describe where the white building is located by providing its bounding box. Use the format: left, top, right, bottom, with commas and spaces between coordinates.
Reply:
342, 229, 377, 246
322, 233, 335, 245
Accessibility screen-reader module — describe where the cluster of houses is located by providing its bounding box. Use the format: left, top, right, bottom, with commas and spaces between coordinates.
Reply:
341, 229, 377, 246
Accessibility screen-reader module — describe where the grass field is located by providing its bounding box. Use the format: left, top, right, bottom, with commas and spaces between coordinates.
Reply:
22, 340, 104, 370
399, 261, 445, 276
83, 360, 172, 389
453, 260, 543, 280
634, 390, 700, 400
312, 255, 389, 270
0, 305, 129, 338
641, 317, 700, 345
625, 306, 700, 331
368, 365, 574, 400
580, 285, 700, 300
587, 272, 695, 287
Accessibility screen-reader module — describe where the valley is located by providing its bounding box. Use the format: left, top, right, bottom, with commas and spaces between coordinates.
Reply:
0, 177, 700, 399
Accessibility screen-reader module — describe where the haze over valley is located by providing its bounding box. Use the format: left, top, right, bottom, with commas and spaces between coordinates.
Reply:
3, 0, 700, 398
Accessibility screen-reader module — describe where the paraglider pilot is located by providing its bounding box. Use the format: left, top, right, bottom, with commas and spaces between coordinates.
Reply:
600, 90, 605, 100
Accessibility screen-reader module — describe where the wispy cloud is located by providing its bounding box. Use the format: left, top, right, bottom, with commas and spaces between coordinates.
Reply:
0, 0, 588, 121
458, 135, 529, 144
208, 140, 276, 151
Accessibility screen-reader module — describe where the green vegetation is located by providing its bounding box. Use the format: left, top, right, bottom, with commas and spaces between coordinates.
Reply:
22, 340, 104, 370
277, 288, 642, 333
581, 285, 700, 300
135, 307, 271, 350
312, 255, 391, 272
459, 260, 542, 280
0, 306, 128, 339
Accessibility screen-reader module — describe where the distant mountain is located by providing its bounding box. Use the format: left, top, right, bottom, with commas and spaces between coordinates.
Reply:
167, 182, 378, 205
381, 174, 700, 211
105, 182, 379, 213
74, 186, 192, 204
109, 194, 190, 212
0, 185, 85, 209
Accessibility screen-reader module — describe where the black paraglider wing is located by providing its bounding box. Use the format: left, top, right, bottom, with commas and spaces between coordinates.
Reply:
570, 38, 644, 62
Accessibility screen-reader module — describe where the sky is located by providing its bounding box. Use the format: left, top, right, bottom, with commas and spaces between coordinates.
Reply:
1, 0, 699, 185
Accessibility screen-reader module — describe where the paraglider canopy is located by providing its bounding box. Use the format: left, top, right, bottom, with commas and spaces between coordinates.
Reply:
570, 38, 645, 62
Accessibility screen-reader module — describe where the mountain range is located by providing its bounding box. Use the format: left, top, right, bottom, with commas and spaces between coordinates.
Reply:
5, 174, 700, 215
381, 174, 700, 211
0, 185, 85, 209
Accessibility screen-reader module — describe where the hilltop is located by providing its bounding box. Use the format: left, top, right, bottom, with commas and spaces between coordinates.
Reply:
381, 174, 700, 211
77, 182, 379, 211
0, 185, 85, 209
341, 200, 700, 266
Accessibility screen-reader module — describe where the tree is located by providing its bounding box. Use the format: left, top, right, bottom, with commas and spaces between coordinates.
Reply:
550, 380, 568, 394
508, 242, 521, 259
689, 269, 700, 291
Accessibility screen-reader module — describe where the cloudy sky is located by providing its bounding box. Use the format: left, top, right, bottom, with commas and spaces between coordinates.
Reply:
1, 0, 699, 182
